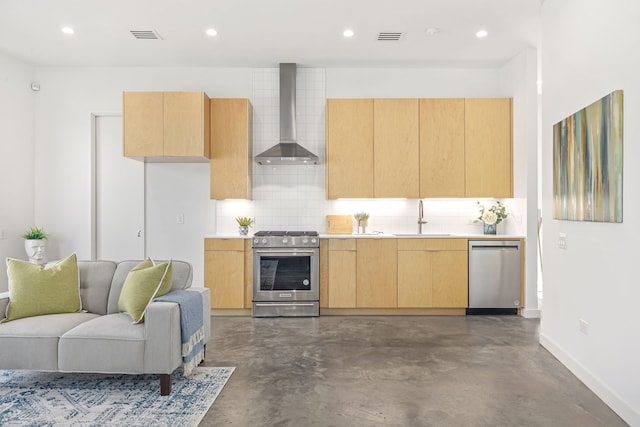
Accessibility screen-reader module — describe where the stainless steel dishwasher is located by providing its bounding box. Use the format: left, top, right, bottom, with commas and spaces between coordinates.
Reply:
468, 240, 521, 315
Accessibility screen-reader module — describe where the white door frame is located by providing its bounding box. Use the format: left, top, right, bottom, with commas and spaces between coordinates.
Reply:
90, 111, 146, 260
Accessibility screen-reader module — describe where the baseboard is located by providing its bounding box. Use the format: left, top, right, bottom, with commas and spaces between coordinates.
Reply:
520, 308, 541, 318
540, 333, 640, 426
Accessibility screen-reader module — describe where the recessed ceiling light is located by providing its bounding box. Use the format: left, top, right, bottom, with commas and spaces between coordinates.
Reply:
425, 27, 440, 36
61, 26, 75, 35
205, 28, 218, 37
475, 29, 488, 38
343, 29, 355, 38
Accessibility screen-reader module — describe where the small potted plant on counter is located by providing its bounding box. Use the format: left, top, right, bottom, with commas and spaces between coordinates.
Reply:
22, 226, 48, 265
235, 217, 254, 236
353, 212, 370, 234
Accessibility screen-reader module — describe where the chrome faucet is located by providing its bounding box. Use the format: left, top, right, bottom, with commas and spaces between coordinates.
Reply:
418, 200, 428, 234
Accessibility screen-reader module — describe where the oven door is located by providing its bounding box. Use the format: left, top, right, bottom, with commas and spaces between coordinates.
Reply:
253, 248, 319, 302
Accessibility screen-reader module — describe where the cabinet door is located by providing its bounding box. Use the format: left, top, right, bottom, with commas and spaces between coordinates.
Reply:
164, 92, 210, 158
356, 239, 397, 308
326, 99, 374, 199
465, 98, 512, 198
123, 92, 164, 157
210, 98, 252, 199
420, 98, 465, 198
374, 99, 419, 198
328, 250, 357, 308
432, 250, 468, 308
398, 250, 432, 308
204, 248, 245, 309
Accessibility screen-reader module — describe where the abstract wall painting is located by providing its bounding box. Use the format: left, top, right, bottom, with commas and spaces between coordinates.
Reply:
553, 90, 623, 222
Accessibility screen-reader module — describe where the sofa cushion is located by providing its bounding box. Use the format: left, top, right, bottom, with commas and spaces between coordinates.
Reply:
3, 253, 82, 322
0, 312, 100, 370
118, 259, 172, 323
78, 260, 117, 315
58, 313, 145, 373
107, 260, 193, 314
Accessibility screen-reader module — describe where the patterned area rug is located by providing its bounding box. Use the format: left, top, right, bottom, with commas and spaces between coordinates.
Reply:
0, 367, 234, 426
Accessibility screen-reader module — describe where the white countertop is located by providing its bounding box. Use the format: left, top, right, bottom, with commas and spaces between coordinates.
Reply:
320, 233, 524, 239
205, 233, 524, 239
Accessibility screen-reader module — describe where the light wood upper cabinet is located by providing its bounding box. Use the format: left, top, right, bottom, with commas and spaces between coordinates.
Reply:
356, 239, 397, 308
210, 98, 253, 200
419, 98, 466, 198
374, 99, 420, 198
123, 91, 210, 161
465, 98, 513, 198
123, 92, 164, 157
163, 92, 210, 158
326, 99, 374, 199
397, 239, 468, 309
327, 239, 357, 308
204, 238, 250, 310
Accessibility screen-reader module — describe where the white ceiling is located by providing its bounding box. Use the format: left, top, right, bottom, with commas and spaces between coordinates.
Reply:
0, 0, 540, 68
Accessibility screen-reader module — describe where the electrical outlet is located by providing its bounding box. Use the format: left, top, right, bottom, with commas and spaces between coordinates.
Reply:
176, 213, 184, 224
579, 319, 589, 335
0, 228, 7, 240
558, 232, 567, 249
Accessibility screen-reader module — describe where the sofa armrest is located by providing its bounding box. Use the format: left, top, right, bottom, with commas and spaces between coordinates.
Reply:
187, 287, 211, 344
0, 292, 9, 321
143, 301, 182, 374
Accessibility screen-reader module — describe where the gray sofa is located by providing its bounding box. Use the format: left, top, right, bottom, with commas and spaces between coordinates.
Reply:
0, 260, 210, 395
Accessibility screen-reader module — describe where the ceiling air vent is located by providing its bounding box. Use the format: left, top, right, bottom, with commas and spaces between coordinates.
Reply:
377, 32, 403, 41
130, 30, 163, 40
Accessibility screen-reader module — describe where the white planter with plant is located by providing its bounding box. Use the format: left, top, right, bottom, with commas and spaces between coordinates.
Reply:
353, 212, 370, 234
22, 227, 48, 265
235, 217, 254, 236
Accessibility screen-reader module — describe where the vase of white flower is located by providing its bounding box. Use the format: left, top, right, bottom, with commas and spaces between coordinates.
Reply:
483, 222, 497, 235
477, 201, 508, 235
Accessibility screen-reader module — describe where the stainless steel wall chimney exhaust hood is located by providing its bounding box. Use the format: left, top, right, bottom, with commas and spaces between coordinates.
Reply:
255, 63, 320, 165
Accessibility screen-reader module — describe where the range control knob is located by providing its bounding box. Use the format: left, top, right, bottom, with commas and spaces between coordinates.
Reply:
253, 238, 259, 244
311, 238, 317, 244
261, 238, 267, 244
282, 238, 288, 244
302, 238, 309, 244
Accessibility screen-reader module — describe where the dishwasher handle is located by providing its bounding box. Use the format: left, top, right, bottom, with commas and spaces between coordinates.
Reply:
471, 245, 520, 250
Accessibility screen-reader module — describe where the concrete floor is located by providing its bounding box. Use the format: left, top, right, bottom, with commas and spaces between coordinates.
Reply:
200, 316, 626, 427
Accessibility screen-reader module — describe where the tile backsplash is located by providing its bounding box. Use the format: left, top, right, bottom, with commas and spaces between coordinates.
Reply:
214, 68, 525, 236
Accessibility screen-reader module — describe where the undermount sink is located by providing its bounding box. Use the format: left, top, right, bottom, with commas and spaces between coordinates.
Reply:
392, 233, 452, 237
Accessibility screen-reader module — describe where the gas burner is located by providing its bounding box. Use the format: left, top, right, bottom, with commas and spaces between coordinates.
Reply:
254, 231, 319, 237
252, 230, 320, 248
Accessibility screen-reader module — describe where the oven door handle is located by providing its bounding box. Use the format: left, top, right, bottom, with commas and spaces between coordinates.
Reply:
254, 250, 317, 256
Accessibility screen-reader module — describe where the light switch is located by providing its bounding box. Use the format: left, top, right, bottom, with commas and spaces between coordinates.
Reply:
0, 228, 6, 240
176, 213, 184, 224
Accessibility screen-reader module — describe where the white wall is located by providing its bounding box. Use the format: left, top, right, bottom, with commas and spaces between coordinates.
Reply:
540, 0, 640, 424
499, 48, 540, 316
0, 52, 35, 292
31, 67, 252, 287
27, 63, 532, 290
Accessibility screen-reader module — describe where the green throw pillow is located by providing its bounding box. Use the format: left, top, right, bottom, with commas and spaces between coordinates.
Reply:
3, 253, 82, 323
118, 258, 172, 323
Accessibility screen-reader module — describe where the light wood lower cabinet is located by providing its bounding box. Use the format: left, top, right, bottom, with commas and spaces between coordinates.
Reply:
397, 239, 468, 308
327, 239, 357, 308
204, 238, 252, 310
356, 239, 398, 308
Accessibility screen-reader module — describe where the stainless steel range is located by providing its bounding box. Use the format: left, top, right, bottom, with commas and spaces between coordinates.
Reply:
252, 231, 319, 317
